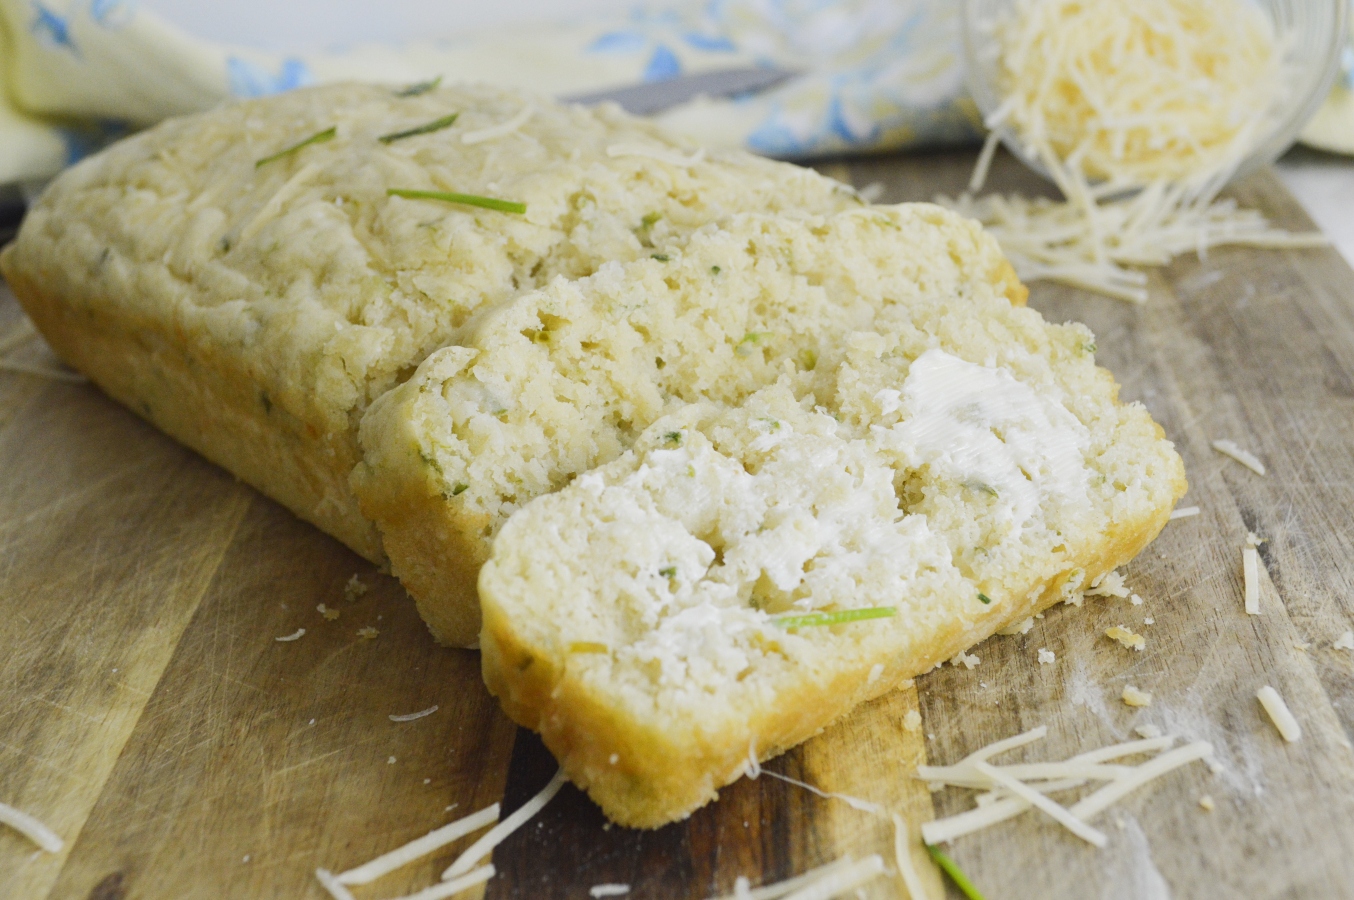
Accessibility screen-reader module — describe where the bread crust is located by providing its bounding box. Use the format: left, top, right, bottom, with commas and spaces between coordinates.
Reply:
1, 259, 384, 561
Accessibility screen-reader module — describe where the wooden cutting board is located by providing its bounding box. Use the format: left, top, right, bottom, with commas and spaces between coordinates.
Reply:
3, 149, 1354, 900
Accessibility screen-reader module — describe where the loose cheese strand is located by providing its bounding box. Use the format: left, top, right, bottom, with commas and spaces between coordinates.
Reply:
336, 803, 499, 885
441, 770, 565, 879
0, 801, 63, 853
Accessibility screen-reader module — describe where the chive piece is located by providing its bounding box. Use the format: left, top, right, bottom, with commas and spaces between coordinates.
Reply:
798, 348, 817, 371
651, 254, 670, 262
658, 566, 677, 578
378, 113, 460, 144
978, 592, 992, 605
710, 265, 721, 274
640, 212, 661, 228
663, 431, 682, 447
387, 188, 526, 214
396, 75, 442, 97
772, 607, 896, 629
568, 641, 609, 654
255, 126, 337, 168
926, 845, 987, 900
451, 482, 469, 496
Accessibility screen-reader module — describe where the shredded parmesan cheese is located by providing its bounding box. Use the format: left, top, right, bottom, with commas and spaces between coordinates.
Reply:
1243, 546, 1261, 615
704, 857, 861, 900
1169, 506, 1201, 520
275, 628, 306, 642
442, 770, 566, 879
317, 603, 340, 621
1335, 631, 1354, 651
972, 760, 1107, 846
946, 0, 1322, 303
606, 143, 706, 168
1121, 685, 1153, 707
891, 814, 932, 900
344, 575, 368, 601
1256, 685, 1302, 742
1198, 794, 1215, 811
1038, 648, 1056, 665
461, 105, 535, 144
590, 885, 631, 898
357, 627, 379, 640
758, 769, 885, 816
1212, 440, 1267, 475
1106, 625, 1146, 651
1086, 570, 1129, 598
781, 855, 886, 900
393, 864, 495, 900
0, 800, 64, 852
316, 869, 357, 900
389, 706, 439, 723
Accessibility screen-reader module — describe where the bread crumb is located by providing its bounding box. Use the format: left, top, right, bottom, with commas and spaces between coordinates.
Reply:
1121, 685, 1153, 707
357, 626, 379, 640
1086, 569, 1130, 598
1038, 648, 1056, 665
317, 603, 339, 621
344, 574, 368, 602
867, 663, 884, 684
609, 753, 620, 764
903, 710, 923, 732
1143, 616, 1155, 626
387, 756, 397, 764
1130, 593, 1144, 606
1334, 631, 1354, 651
951, 650, 981, 669
1106, 625, 1146, 651
1198, 795, 1215, 811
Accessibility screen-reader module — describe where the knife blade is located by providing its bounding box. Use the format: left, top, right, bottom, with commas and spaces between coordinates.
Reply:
559, 66, 799, 116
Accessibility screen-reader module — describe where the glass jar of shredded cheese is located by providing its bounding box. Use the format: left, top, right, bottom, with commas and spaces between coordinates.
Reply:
963, 0, 1348, 190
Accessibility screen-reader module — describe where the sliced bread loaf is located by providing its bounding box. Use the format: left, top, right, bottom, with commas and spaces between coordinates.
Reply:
478, 341, 1184, 826
352, 205, 1028, 644
0, 82, 855, 562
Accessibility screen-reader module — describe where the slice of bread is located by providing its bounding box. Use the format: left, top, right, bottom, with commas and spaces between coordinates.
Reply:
0, 82, 854, 563
352, 205, 1028, 645
478, 341, 1185, 827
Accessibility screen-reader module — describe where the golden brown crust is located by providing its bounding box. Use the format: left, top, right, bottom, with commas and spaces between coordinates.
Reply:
1, 253, 385, 563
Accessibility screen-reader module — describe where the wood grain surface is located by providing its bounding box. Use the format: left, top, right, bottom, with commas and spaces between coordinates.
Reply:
2, 149, 1353, 900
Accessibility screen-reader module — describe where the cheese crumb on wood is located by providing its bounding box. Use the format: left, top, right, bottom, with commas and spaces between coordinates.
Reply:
1130, 594, 1144, 606
1106, 626, 1146, 651
903, 710, 923, 732
1198, 795, 1215, 811
357, 627, 379, 640
1212, 440, 1267, 475
1038, 648, 1056, 665
1335, 631, 1354, 651
317, 603, 340, 621
0, 800, 64, 852
1135, 724, 1163, 739
1169, 506, 1201, 520
951, 650, 981, 669
1121, 685, 1153, 707
1243, 546, 1261, 615
344, 575, 368, 602
1256, 685, 1302, 742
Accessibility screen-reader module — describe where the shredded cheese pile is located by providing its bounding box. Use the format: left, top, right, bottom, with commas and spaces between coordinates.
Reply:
703, 855, 886, 900
945, 0, 1324, 302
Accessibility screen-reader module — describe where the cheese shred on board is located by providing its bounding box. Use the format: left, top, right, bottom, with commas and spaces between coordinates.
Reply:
944, 0, 1324, 302
0, 800, 64, 853
702, 855, 886, 900
918, 726, 1212, 846
1257, 685, 1302, 742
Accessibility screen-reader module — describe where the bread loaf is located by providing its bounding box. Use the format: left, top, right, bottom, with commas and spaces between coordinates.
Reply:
0, 82, 855, 566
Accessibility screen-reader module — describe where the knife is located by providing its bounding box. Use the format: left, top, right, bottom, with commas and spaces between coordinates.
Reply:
560, 66, 799, 116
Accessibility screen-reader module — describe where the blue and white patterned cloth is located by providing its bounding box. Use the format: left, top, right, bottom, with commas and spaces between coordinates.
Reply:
0, 0, 982, 185
0, 0, 1350, 187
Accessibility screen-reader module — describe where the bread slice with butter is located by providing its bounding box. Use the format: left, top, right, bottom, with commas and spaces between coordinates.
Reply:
351, 205, 1030, 645
478, 335, 1184, 828
0, 81, 856, 568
